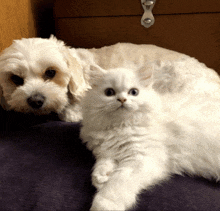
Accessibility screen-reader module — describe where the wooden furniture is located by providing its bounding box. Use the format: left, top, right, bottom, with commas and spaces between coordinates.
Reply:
54, 0, 220, 72
0, 0, 36, 52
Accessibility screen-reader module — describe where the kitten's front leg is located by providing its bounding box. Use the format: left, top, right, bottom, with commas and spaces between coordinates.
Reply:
92, 158, 117, 190
90, 153, 169, 211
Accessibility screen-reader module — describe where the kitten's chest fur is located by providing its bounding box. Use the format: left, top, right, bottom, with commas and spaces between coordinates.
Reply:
83, 125, 153, 161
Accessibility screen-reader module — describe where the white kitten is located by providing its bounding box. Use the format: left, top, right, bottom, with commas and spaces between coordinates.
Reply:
80, 65, 220, 211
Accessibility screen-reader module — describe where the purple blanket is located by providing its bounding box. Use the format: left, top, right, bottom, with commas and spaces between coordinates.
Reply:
0, 109, 220, 211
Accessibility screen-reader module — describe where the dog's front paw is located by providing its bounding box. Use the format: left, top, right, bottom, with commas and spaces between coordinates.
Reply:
90, 194, 125, 211
92, 160, 116, 190
59, 106, 82, 122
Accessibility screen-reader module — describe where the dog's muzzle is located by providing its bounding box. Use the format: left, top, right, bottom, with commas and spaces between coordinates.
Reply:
27, 94, 45, 109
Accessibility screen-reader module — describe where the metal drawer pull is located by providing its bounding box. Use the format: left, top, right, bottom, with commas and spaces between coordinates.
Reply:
141, 0, 156, 28
143, 0, 154, 6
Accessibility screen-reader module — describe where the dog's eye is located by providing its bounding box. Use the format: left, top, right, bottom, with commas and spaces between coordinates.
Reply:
45, 68, 56, 79
10, 75, 24, 86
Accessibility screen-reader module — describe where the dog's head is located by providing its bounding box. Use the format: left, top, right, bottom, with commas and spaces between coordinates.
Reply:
0, 35, 88, 115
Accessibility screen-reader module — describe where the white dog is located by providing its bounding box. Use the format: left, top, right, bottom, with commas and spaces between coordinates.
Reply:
0, 35, 89, 122
1, 37, 219, 123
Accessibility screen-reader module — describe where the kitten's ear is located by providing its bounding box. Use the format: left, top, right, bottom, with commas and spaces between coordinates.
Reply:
86, 65, 106, 86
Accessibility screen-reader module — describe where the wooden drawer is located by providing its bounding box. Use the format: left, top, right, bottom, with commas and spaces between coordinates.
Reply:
54, 0, 220, 71
54, 0, 220, 17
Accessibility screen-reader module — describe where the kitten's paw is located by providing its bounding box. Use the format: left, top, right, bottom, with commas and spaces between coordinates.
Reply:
90, 194, 125, 211
92, 167, 112, 190
92, 160, 116, 190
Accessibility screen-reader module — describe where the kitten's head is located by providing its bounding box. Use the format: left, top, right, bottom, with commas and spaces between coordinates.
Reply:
82, 65, 160, 128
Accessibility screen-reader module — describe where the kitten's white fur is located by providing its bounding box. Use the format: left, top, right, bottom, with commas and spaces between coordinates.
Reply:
80, 64, 220, 211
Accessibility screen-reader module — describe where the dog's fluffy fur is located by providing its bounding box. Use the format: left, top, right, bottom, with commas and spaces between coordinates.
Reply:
0, 36, 89, 122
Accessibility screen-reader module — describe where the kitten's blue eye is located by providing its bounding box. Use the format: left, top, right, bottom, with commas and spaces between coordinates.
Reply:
128, 88, 139, 96
104, 88, 115, 96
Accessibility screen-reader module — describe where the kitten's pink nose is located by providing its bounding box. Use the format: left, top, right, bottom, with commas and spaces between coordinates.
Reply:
117, 98, 127, 103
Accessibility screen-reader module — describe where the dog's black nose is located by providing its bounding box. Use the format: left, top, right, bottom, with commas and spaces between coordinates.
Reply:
27, 94, 45, 109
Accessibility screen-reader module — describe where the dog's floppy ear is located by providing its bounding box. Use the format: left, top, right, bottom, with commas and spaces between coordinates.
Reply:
0, 51, 7, 110
49, 35, 90, 101
0, 86, 9, 110
0, 86, 3, 106
66, 51, 90, 101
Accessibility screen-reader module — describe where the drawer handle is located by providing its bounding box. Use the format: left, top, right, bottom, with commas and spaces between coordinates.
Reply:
141, 0, 156, 28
